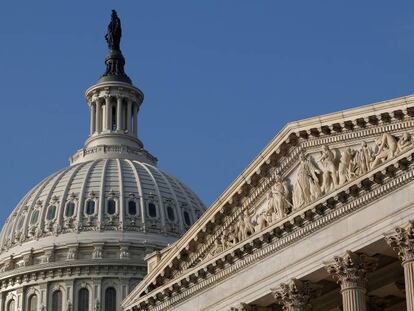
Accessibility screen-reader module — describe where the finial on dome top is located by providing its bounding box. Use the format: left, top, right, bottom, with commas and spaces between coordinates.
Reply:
99, 9, 132, 84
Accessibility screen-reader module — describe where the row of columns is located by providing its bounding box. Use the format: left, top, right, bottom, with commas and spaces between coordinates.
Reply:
89, 96, 138, 136
231, 220, 414, 311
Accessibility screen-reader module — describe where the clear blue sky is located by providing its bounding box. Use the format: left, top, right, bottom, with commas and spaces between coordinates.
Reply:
1, 1, 414, 225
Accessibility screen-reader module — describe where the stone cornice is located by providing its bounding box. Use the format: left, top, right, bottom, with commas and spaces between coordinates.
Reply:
123, 95, 414, 307
123, 143, 414, 310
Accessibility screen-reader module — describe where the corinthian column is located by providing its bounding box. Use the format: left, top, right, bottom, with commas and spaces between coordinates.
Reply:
271, 278, 314, 311
384, 220, 414, 311
325, 251, 377, 311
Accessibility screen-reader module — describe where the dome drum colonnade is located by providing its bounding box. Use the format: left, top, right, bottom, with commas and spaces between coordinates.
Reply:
87, 84, 141, 142
0, 10, 205, 311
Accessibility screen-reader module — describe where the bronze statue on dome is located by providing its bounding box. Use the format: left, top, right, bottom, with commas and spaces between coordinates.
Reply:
105, 10, 122, 51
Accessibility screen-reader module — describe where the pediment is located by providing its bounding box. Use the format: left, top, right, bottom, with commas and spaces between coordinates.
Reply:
123, 95, 414, 310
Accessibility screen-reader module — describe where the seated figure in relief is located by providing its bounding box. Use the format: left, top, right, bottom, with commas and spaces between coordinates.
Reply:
319, 145, 338, 194
371, 133, 398, 168
292, 154, 321, 210
397, 132, 414, 153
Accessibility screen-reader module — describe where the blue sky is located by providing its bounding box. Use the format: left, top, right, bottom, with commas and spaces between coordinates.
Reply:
1, 1, 414, 224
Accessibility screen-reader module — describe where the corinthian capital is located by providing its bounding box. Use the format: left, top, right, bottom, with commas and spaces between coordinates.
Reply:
271, 278, 315, 310
384, 220, 414, 263
325, 250, 377, 289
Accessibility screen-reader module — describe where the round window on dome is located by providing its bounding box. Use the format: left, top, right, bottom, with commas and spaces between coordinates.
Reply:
30, 210, 39, 225
47, 205, 57, 220
65, 201, 75, 217
107, 199, 116, 215
148, 202, 157, 218
128, 200, 137, 216
166, 206, 175, 222
85, 200, 95, 215
183, 211, 192, 226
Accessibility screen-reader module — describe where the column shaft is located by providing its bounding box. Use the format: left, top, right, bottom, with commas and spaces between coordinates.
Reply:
133, 103, 138, 136
116, 97, 123, 131
96, 100, 102, 133
105, 96, 112, 131
127, 99, 132, 134
404, 261, 414, 311
90, 103, 96, 135
341, 287, 367, 311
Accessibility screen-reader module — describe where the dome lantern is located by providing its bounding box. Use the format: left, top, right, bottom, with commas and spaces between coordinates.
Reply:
71, 10, 155, 165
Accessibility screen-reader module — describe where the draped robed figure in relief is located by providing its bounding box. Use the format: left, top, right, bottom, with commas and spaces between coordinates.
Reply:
292, 154, 321, 210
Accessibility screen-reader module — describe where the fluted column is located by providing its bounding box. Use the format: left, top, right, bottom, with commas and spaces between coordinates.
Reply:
133, 102, 138, 136
104, 96, 112, 131
116, 97, 123, 131
96, 100, 102, 133
271, 279, 314, 311
384, 220, 414, 311
126, 99, 132, 134
325, 251, 377, 311
90, 102, 96, 135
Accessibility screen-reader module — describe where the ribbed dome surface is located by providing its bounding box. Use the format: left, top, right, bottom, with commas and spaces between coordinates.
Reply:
0, 159, 205, 253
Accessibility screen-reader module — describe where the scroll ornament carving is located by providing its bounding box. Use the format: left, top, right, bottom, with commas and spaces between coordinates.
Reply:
325, 251, 377, 289
271, 278, 313, 311
384, 220, 414, 263
293, 132, 414, 210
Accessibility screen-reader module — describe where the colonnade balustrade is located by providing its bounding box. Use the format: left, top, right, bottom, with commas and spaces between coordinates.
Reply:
230, 220, 414, 311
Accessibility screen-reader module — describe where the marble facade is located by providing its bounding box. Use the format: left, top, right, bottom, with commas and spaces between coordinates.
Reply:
123, 95, 414, 311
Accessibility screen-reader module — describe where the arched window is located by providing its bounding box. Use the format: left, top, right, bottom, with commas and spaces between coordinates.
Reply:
148, 203, 157, 218
105, 287, 117, 311
30, 210, 39, 225
16, 215, 25, 231
29, 294, 38, 311
52, 290, 63, 311
78, 288, 89, 311
47, 205, 57, 220
107, 199, 116, 215
65, 202, 75, 217
7, 299, 15, 311
85, 200, 95, 215
166, 206, 175, 222
128, 201, 137, 216
183, 211, 192, 226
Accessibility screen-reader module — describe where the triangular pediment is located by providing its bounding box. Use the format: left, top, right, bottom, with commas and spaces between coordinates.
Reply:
123, 94, 414, 310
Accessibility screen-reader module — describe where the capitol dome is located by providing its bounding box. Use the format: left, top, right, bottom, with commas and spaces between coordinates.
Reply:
0, 159, 204, 253
0, 10, 205, 311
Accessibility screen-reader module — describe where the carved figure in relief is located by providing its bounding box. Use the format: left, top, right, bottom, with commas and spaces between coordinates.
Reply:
319, 145, 338, 193
338, 148, 356, 186
397, 132, 414, 153
354, 141, 372, 176
238, 212, 255, 241
292, 154, 321, 210
371, 133, 398, 168
267, 174, 290, 222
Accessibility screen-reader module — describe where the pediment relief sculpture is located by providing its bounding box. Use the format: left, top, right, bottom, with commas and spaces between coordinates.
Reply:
199, 131, 414, 263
